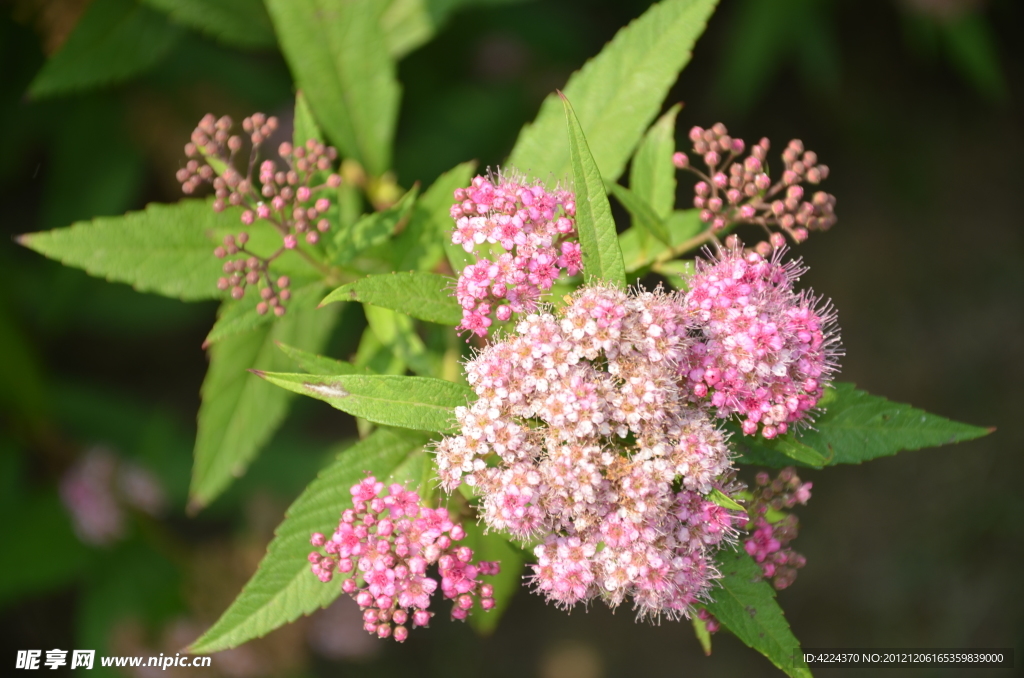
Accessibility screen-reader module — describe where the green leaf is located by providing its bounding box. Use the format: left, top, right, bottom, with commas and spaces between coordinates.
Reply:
255, 373, 472, 432
189, 429, 428, 653
265, 0, 401, 176
293, 90, 325, 148
507, 0, 718, 184
28, 0, 180, 99
630, 104, 681, 219
607, 183, 671, 246
706, 547, 811, 678
18, 199, 231, 302
190, 302, 339, 510
364, 306, 437, 377
691, 610, 713, 656
391, 160, 477, 272
333, 187, 419, 265
276, 343, 365, 376
462, 523, 525, 635
322, 272, 460, 325
798, 383, 991, 465
562, 95, 626, 289
140, 0, 275, 49
709, 488, 745, 512
204, 281, 324, 348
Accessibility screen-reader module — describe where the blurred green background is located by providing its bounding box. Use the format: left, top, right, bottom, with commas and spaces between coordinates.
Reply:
1, 0, 1021, 676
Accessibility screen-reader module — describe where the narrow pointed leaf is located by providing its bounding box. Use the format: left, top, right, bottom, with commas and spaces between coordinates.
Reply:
265, 0, 400, 176
706, 547, 811, 678
322, 272, 460, 325
508, 0, 718, 184
276, 343, 365, 376
293, 91, 325, 148
608, 183, 671, 246
692, 611, 713, 656
190, 303, 339, 509
630, 104, 681, 218
333, 187, 419, 265
28, 0, 180, 98
189, 429, 427, 653
18, 200, 232, 301
256, 373, 472, 432
709, 488, 745, 512
141, 0, 275, 49
562, 96, 626, 289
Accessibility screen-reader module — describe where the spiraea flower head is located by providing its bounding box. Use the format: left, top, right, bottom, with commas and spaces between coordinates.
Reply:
682, 241, 842, 438
436, 285, 744, 620
308, 477, 500, 642
178, 112, 343, 315
450, 170, 578, 336
674, 122, 837, 252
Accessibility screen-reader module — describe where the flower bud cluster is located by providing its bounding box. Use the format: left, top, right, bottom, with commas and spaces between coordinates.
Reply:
436, 285, 743, 619
673, 123, 837, 251
743, 468, 812, 590
682, 243, 841, 438
177, 112, 343, 314
308, 477, 500, 642
450, 171, 579, 337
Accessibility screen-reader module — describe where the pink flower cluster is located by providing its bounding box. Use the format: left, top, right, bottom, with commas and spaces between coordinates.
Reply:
308, 477, 500, 642
682, 244, 841, 438
743, 468, 812, 590
451, 172, 579, 336
436, 286, 742, 619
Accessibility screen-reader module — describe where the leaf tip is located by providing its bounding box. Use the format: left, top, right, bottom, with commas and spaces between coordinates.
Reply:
186, 496, 205, 517
249, 369, 266, 377
13, 233, 33, 248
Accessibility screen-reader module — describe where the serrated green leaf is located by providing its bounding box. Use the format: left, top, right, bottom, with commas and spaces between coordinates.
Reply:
392, 160, 477, 272
507, 0, 718, 184
333, 187, 419, 265
18, 199, 232, 301
709, 488, 745, 512
265, 0, 400, 176
28, 0, 180, 99
608, 183, 671, 246
364, 306, 437, 377
630, 104, 680, 219
276, 343, 366, 376
322, 272, 460, 325
562, 95, 626, 289
256, 373, 472, 432
141, 0, 275, 49
706, 547, 811, 678
205, 281, 323, 347
190, 302, 339, 510
462, 522, 525, 635
799, 383, 991, 465
189, 428, 427, 653
734, 384, 991, 468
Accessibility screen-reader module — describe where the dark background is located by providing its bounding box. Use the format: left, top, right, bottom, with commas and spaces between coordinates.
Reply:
1, 0, 1021, 676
